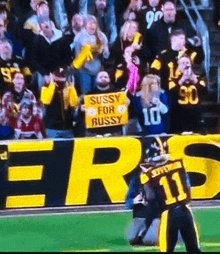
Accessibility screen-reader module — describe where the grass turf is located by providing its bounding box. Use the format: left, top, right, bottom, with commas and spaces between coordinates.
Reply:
0, 207, 219, 252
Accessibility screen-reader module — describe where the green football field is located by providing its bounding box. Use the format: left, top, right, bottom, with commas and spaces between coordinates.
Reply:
0, 207, 219, 252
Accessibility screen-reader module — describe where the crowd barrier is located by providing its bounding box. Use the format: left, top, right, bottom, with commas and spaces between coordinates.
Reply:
0, 134, 220, 209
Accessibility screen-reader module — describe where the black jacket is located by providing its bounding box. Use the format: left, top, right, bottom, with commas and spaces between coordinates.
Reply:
146, 17, 198, 61
31, 33, 72, 76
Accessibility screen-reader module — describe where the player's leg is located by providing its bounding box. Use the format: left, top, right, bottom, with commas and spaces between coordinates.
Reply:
179, 206, 201, 252
143, 217, 183, 246
127, 217, 147, 245
159, 209, 179, 252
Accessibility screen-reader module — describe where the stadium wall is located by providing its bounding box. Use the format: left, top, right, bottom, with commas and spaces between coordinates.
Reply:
0, 134, 220, 209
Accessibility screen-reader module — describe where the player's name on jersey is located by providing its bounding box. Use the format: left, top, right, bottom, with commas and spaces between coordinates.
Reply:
85, 92, 128, 128
141, 160, 183, 184
151, 160, 182, 178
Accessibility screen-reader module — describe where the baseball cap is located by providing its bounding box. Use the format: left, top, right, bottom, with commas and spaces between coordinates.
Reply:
53, 68, 66, 78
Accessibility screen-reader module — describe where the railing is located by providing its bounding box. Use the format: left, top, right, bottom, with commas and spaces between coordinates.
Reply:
177, 0, 211, 8
179, 0, 211, 87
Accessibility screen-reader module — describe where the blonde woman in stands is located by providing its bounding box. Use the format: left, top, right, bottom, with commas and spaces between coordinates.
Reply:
71, 15, 109, 95
107, 20, 143, 77
137, 74, 170, 135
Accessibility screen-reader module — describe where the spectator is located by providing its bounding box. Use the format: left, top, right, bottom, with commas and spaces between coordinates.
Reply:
0, 15, 23, 57
69, 13, 85, 58
123, 0, 143, 22
23, 0, 50, 34
146, 0, 201, 61
2, 70, 36, 116
72, 15, 109, 95
137, 74, 170, 135
88, 0, 117, 46
169, 55, 207, 134
137, 0, 163, 34
107, 20, 143, 77
33, 100, 44, 119
0, 109, 14, 140
11, 98, 46, 139
0, 2, 20, 42
115, 46, 142, 91
76, 71, 126, 137
40, 67, 79, 138
11, 0, 53, 26
71, 13, 85, 37
30, 19, 72, 89
150, 29, 204, 90
0, 39, 32, 97
115, 46, 143, 135
22, 1, 56, 68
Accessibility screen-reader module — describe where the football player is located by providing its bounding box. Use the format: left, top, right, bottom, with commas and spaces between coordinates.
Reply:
140, 139, 201, 252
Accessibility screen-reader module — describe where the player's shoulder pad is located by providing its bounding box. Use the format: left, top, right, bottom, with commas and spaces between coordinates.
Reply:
140, 173, 149, 185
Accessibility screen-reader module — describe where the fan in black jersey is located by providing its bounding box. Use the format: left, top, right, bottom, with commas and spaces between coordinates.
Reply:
168, 55, 207, 134
2, 70, 36, 121
150, 29, 204, 90
140, 139, 201, 252
137, 0, 163, 33
0, 39, 32, 97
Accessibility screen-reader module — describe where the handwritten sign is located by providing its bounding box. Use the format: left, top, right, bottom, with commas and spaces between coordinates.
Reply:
85, 92, 128, 128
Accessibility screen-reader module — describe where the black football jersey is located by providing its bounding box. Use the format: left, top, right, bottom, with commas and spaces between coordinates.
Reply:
137, 5, 163, 32
0, 56, 32, 97
169, 77, 206, 107
150, 48, 203, 90
141, 159, 191, 210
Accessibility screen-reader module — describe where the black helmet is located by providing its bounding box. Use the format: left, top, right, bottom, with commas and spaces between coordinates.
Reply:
142, 137, 170, 169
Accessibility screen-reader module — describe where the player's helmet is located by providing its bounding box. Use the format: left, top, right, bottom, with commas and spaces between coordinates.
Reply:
141, 137, 170, 170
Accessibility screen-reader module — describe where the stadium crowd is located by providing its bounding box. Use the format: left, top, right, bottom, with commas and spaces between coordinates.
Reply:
0, 0, 208, 139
